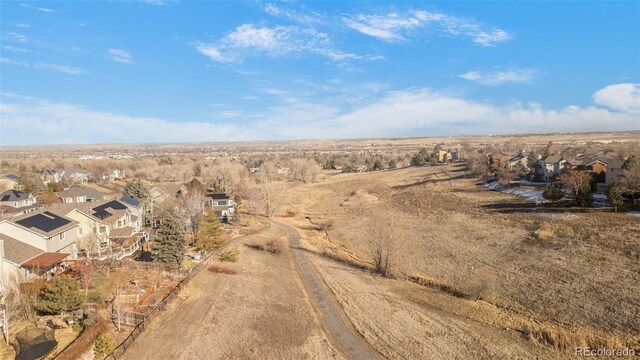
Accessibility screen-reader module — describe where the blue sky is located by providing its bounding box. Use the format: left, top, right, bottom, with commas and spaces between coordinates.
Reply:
1, 0, 639, 145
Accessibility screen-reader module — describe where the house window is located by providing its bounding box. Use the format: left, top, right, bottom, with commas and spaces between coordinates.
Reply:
60, 232, 65, 240
100, 226, 107, 233
93, 227, 97, 234
117, 220, 122, 227
78, 227, 83, 235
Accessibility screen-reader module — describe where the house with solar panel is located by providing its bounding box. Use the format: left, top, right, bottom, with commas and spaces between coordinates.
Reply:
0, 189, 43, 219
0, 210, 81, 279
48, 198, 147, 259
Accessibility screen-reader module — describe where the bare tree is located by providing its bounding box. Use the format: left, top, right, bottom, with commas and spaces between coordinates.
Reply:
1, 270, 39, 345
261, 183, 283, 218
175, 186, 205, 246
560, 170, 591, 195
370, 221, 396, 277
290, 158, 319, 183
112, 286, 125, 332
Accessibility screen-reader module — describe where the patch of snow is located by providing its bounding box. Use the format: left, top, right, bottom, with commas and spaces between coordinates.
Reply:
629, 211, 640, 217
485, 181, 545, 204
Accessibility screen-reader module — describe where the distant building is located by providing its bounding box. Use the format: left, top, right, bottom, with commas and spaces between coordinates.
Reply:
59, 187, 106, 203
41, 169, 65, 185
205, 193, 236, 223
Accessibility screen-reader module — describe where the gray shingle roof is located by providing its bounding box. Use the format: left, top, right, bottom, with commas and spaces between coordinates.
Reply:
59, 187, 105, 199
0, 190, 31, 202
0, 233, 44, 264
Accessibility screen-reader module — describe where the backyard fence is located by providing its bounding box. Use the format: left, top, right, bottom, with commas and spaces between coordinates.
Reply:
100, 216, 270, 360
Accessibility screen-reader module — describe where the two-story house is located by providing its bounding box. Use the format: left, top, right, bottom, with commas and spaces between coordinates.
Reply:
0, 211, 80, 257
59, 187, 106, 203
205, 193, 236, 223
41, 169, 65, 185
65, 169, 93, 186
0, 190, 43, 219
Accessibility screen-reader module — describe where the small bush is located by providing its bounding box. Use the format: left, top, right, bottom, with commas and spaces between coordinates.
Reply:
524, 323, 628, 353
530, 222, 575, 245
207, 265, 237, 275
245, 239, 282, 254
94, 332, 115, 358
218, 247, 240, 262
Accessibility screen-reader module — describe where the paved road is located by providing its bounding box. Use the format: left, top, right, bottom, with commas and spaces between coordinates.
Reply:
266, 218, 382, 360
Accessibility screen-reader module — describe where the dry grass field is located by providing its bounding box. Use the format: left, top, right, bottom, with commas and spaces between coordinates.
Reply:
122, 225, 342, 360
276, 164, 640, 356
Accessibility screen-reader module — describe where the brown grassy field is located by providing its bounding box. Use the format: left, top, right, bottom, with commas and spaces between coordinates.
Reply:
121, 225, 343, 360
276, 164, 640, 356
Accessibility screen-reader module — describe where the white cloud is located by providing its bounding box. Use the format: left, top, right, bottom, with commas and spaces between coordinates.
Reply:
15, 23, 31, 28
344, 13, 421, 41
2, 45, 32, 53
108, 48, 135, 64
19, 3, 54, 12
593, 83, 640, 114
344, 10, 510, 46
2, 85, 637, 145
6, 32, 28, 43
196, 23, 370, 63
0, 57, 87, 75
264, 3, 325, 26
0, 93, 245, 145
459, 69, 537, 86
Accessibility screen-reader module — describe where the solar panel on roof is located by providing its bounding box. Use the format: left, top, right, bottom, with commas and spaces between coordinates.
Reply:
92, 200, 128, 213
16, 211, 72, 233
1, 195, 10, 201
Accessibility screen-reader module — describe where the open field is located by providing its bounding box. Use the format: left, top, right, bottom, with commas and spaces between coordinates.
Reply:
121, 224, 342, 360
276, 164, 640, 355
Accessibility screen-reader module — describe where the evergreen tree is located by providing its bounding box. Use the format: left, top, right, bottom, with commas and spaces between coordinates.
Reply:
372, 160, 383, 171
607, 183, 624, 213
35, 275, 82, 315
575, 184, 594, 208
526, 151, 538, 169
123, 180, 149, 202
542, 183, 564, 205
154, 219, 185, 265
411, 153, 426, 166
197, 209, 225, 250
94, 332, 115, 358
388, 159, 397, 169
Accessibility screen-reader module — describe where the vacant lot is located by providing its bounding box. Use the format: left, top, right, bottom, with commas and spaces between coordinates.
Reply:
277, 164, 640, 354
122, 225, 342, 360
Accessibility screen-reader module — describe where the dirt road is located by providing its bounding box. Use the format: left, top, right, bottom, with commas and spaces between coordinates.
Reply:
266, 218, 382, 360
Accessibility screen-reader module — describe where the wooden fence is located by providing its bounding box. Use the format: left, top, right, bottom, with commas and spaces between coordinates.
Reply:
100, 217, 270, 360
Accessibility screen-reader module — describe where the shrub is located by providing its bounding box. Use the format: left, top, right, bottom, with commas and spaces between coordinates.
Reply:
575, 184, 594, 207
94, 332, 115, 358
218, 247, 240, 262
542, 183, 564, 205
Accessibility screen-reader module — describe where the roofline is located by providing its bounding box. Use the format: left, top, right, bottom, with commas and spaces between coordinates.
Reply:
1, 217, 79, 238
67, 208, 109, 225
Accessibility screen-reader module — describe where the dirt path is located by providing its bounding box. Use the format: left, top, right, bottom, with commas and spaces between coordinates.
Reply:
266, 218, 382, 360
121, 224, 340, 359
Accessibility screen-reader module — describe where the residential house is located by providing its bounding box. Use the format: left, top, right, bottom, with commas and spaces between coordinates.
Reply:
205, 193, 236, 222
506, 153, 528, 172
59, 187, 105, 203
597, 159, 625, 194
0, 210, 80, 259
537, 155, 567, 181
41, 169, 65, 185
120, 194, 143, 229
433, 150, 452, 163
103, 168, 125, 182
50, 199, 145, 259
1, 233, 45, 280
0, 190, 42, 219
65, 169, 93, 186
578, 157, 608, 184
